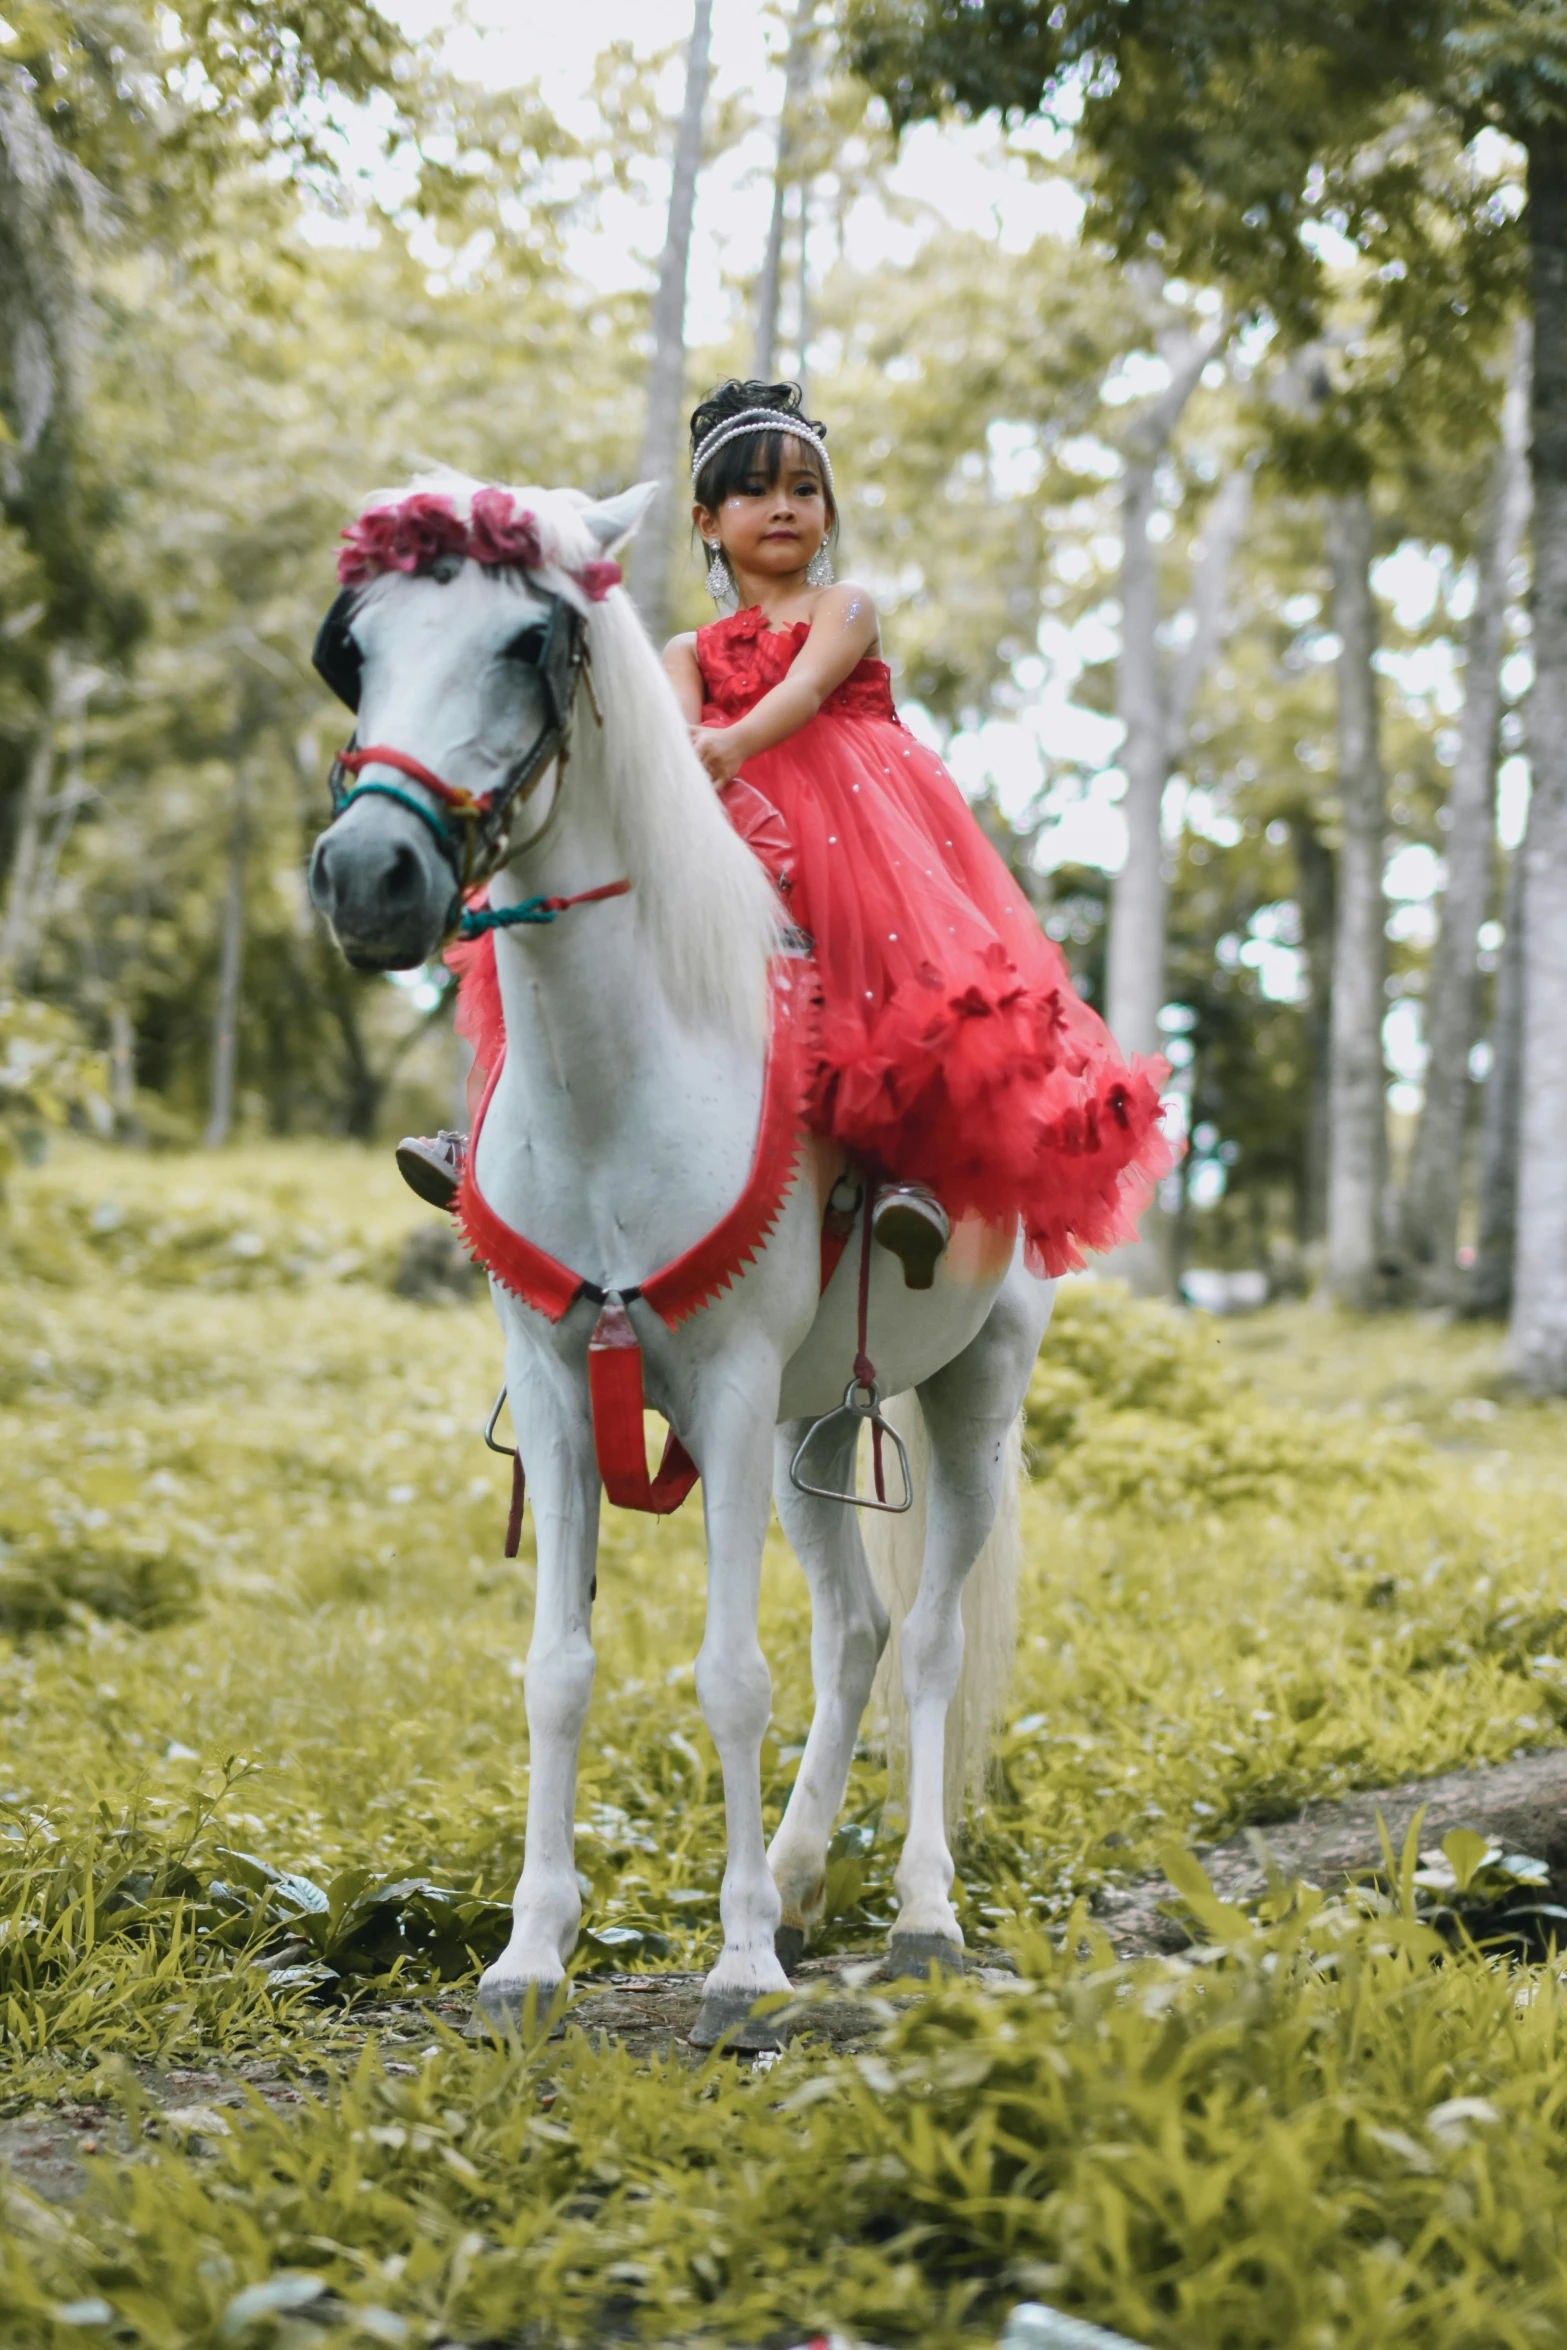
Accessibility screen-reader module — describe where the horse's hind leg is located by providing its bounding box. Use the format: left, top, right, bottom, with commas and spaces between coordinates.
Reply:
891, 1262, 1051, 1966
767, 1417, 890, 1969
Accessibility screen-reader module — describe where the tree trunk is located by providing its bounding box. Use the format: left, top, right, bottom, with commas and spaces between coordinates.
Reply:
0, 645, 67, 974
1295, 813, 1336, 1247
1102, 355, 1237, 1297
108, 1001, 136, 1118
1324, 491, 1389, 1308
1401, 324, 1531, 1297
1105, 326, 1229, 1059
19, 673, 95, 990
754, 0, 815, 380
1106, 458, 1169, 1064
1511, 120, 1567, 1390
1166, 463, 1254, 746
1471, 844, 1525, 1317
794, 178, 813, 397
624, 0, 715, 646
204, 761, 249, 1149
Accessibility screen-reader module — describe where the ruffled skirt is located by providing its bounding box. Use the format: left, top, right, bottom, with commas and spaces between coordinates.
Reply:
725, 708, 1173, 1278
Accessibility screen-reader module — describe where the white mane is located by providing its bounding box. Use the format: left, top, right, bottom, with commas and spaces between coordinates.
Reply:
373, 471, 780, 1050
581, 566, 781, 1055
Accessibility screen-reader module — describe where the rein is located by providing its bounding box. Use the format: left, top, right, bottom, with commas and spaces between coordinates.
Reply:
459, 879, 631, 939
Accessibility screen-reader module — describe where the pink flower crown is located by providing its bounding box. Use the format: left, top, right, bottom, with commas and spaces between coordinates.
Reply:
337, 488, 622, 601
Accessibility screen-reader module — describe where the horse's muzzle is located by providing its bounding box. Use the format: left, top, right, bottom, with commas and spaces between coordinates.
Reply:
308, 804, 453, 970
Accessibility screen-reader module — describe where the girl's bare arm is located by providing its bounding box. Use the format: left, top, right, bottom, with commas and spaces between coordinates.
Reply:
662, 633, 705, 725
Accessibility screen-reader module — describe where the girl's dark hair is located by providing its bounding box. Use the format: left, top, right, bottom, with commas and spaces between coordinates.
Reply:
689, 378, 836, 524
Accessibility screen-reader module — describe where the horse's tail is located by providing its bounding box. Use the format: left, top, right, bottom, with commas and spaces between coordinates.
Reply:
863, 1396, 1022, 1828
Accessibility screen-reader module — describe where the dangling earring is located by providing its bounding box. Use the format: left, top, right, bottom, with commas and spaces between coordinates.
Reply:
806, 541, 835, 588
704, 541, 732, 600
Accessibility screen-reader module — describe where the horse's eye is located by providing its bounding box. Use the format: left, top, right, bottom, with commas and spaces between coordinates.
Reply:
502, 624, 548, 666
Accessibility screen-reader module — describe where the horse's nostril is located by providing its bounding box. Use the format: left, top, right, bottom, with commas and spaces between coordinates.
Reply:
384, 842, 423, 906
308, 839, 337, 916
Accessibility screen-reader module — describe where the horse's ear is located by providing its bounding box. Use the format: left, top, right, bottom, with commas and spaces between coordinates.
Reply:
581, 481, 659, 555
312, 589, 363, 711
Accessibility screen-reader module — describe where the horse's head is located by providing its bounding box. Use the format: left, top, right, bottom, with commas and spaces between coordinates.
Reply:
307, 478, 653, 970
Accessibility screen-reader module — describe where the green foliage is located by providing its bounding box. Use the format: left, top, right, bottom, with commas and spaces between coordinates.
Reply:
0, 1768, 333, 2069
1409, 1825, 1567, 1960
1026, 1278, 1424, 1515
0, 1176, 387, 1292
0, 1520, 197, 1637
200, 1847, 517, 1991
14, 1893, 1567, 2344
0, 992, 105, 1194
0, 1145, 1565, 2343
2, 2, 413, 199
844, 0, 1067, 131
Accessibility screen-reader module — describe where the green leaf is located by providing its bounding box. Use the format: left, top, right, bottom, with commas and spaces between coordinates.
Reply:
1159, 1845, 1253, 1942
1441, 1829, 1493, 1895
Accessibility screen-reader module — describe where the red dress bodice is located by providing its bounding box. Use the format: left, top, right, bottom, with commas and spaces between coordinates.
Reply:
700, 610, 898, 727
691, 607, 1173, 1276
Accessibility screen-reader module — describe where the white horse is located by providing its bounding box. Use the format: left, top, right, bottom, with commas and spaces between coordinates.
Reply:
308, 477, 1054, 2046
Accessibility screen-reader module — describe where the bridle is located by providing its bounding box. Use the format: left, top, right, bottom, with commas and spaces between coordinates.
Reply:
313, 584, 620, 945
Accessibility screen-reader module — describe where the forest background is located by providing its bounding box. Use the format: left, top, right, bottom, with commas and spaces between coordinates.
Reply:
1, 0, 1561, 1379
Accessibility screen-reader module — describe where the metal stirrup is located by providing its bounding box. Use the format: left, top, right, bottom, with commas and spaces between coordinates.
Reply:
788, 1370, 912, 1513
788, 1185, 913, 1512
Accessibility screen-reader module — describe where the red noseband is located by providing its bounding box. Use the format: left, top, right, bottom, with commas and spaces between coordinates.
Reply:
336, 744, 487, 816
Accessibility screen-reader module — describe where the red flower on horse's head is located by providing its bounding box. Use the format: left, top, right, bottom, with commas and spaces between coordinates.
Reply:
467, 488, 544, 572
335, 484, 623, 601
337, 494, 469, 585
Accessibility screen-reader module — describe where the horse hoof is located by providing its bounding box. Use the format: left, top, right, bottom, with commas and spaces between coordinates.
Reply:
774, 1923, 806, 1977
688, 1988, 788, 2054
884, 1931, 965, 1980
465, 1977, 566, 2041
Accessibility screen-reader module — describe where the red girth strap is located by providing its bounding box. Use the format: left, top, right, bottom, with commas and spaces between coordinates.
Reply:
586, 1298, 700, 1514
497, 1313, 696, 1541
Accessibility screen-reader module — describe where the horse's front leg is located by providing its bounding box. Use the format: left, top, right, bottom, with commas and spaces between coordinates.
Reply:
688, 1343, 791, 2050
474, 1330, 600, 2030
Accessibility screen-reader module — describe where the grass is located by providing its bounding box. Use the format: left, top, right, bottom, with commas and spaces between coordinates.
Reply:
2, 1141, 1567, 2347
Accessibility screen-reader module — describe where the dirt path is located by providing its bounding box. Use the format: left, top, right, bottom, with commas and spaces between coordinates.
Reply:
9, 1749, 1566, 2208
0, 1958, 921, 2207
1094, 1746, 1567, 1956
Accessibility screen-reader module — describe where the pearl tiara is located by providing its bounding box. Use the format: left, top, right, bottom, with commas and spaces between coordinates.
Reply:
691, 409, 834, 493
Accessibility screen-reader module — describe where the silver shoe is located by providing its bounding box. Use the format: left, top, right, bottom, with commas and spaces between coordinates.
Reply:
871, 1183, 950, 1291
395, 1129, 468, 1211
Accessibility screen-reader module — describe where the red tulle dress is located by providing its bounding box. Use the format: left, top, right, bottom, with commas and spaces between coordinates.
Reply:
701, 607, 1174, 1277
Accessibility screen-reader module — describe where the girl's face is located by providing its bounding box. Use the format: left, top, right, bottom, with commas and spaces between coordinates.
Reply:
694, 436, 831, 582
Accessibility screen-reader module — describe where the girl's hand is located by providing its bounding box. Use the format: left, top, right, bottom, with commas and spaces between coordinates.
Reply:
690, 725, 746, 787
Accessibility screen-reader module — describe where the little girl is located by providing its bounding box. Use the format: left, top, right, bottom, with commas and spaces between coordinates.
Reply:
397, 378, 1172, 1287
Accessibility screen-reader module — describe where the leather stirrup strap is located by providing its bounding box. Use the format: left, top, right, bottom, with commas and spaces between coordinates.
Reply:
504, 1454, 527, 1558
586, 1295, 700, 1515
855, 1185, 888, 1504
